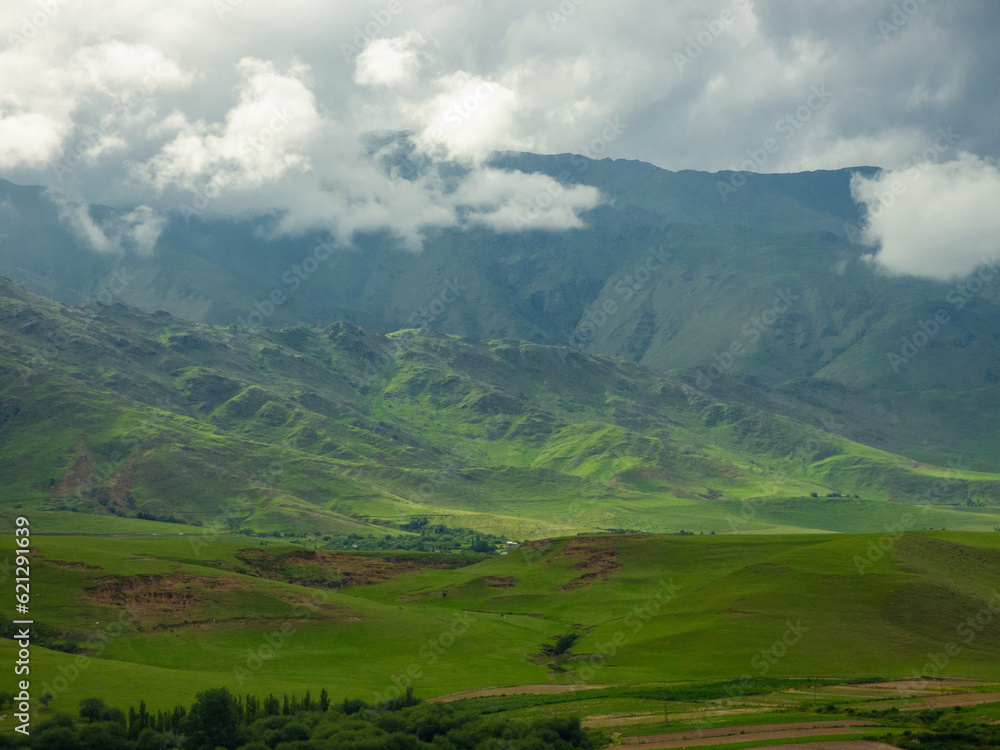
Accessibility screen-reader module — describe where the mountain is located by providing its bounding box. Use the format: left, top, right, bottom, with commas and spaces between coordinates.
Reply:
2, 276, 999, 538
2, 153, 999, 471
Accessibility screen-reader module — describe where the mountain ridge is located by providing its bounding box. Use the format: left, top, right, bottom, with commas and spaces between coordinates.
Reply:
3, 275, 999, 538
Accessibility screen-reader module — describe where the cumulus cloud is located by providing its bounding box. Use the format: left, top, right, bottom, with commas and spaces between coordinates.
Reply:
354, 32, 424, 86
0, 37, 191, 171
0, 113, 66, 168
49, 191, 166, 256
852, 154, 1000, 280
412, 72, 523, 162
137, 58, 320, 194
1, 0, 998, 252
457, 168, 601, 232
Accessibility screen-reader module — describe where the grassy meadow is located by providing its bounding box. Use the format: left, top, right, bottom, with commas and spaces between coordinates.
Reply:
5, 515, 1000, 718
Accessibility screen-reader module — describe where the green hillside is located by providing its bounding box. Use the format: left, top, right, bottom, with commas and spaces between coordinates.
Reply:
4, 526, 1000, 712
4, 155, 999, 477
3, 277, 1000, 538
3, 155, 998, 400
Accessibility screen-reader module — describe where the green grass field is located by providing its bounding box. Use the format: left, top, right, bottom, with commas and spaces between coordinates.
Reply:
5, 278, 1000, 545
5, 516, 1000, 719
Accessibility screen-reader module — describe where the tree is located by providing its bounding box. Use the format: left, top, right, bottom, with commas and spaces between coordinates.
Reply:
79, 721, 129, 750
182, 687, 242, 750
102, 707, 126, 726
319, 688, 330, 712
170, 705, 186, 733
263, 694, 280, 716
79, 697, 107, 722
34, 727, 82, 750
39, 693, 53, 711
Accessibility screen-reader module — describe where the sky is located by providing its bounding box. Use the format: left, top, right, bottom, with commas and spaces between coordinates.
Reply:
1, 0, 998, 278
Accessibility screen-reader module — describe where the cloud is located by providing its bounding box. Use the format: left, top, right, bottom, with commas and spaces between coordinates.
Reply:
1, 0, 998, 251
852, 153, 1000, 279
49, 191, 166, 256
0, 113, 67, 169
354, 32, 424, 86
457, 168, 601, 232
0, 37, 191, 171
412, 72, 523, 162
137, 58, 320, 194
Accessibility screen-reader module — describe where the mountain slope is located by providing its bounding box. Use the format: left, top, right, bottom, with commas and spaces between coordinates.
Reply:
3, 277, 999, 537
3, 155, 998, 397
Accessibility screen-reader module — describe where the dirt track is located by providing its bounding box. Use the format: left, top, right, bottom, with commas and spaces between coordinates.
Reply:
430, 684, 610, 701
903, 691, 1000, 710
752, 744, 896, 750
618, 720, 879, 749
584, 707, 768, 728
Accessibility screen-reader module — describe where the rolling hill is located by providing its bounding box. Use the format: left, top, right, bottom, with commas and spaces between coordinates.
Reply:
2, 276, 999, 538
3, 151, 999, 475
3, 527, 1000, 711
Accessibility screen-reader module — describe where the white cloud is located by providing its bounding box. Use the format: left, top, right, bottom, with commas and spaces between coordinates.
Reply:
137, 58, 320, 194
0, 0, 998, 252
0, 35, 191, 171
456, 168, 601, 232
413, 72, 524, 162
49, 191, 166, 255
0, 113, 67, 168
354, 32, 424, 86
852, 153, 1000, 280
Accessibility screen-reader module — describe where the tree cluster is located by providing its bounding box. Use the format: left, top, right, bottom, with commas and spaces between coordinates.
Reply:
0, 687, 600, 750
325, 519, 508, 553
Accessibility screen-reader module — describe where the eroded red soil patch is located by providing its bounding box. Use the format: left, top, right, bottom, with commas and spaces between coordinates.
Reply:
481, 576, 517, 588
552, 536, 622, 590
235, 548, 472, 588
58, 437, 94, 497
87, 573, 246, 616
